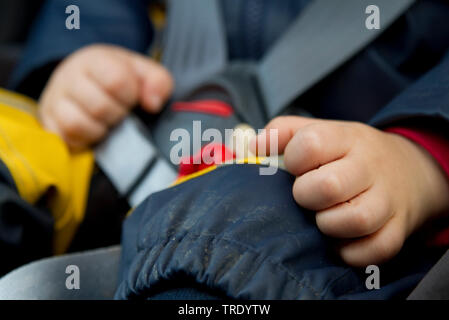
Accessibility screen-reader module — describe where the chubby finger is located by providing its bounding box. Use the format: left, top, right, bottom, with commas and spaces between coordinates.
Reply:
86, 52, 140, 107
126, 52, 174, 113
315, 184, 392, 238
67, 73, 128, 127
44, 98, 107, 150
284, 122, 353, 176
338, 214, 406, 267
292, 155, 372, 210
250, 116, 320, 156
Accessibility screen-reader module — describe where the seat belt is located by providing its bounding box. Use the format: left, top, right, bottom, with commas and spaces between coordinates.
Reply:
258, 0, 416, 118
95, 0, 227, 207
95, 115, 177, 207
162, 0, 228, 99
95, 0, 415, 207
408, 249, 449, 300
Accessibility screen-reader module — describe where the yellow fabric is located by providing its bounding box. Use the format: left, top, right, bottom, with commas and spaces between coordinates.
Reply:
171, 157, 266, 187
172, 165, 218, 187
234, 157, 264, 165
0, 88, 94, 254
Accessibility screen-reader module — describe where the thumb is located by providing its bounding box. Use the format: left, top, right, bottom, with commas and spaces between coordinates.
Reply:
250, 116, 319, 155
125, 51, 174, 113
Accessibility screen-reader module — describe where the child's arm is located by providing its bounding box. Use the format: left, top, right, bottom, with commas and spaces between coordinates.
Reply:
39, 44, 173, 151
251, 116, 449, 267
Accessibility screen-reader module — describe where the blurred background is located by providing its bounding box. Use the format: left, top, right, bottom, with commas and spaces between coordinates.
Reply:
0, 0, 44, 87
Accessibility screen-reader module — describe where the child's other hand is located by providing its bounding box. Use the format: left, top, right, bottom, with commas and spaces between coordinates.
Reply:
252, 116, 449, 266
39, 44, 173, 151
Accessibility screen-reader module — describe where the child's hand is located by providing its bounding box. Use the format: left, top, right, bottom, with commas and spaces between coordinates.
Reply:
39, 44, 173, 151
252, 116, 449, 266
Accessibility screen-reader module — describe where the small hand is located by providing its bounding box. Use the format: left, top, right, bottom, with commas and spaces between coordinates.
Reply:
39, 44, 173, 151
252, 116, 449, 266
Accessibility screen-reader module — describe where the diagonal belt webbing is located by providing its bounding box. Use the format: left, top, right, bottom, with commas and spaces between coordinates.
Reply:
162, 0, 228, 99
258, 0, 416, 118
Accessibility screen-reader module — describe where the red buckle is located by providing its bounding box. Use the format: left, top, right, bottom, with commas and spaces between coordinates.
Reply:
178, 143, 235, 177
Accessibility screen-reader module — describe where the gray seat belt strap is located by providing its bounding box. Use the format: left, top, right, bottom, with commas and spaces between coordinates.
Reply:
258, 0, 416, 118
408, 249, 449, 300
95, 0, 225, 207
95, 116, 177, 207
162, 0, 227, 98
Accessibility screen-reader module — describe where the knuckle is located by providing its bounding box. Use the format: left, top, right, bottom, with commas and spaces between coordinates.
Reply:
350, 122, 371, 141
352, 209, 375, 235
319, 173, 342, 202
266, 116, 288, 129
103, 68, 129, 93
61, 117, 83, 139
90, 100, 111, 121
298, 129, 322, 158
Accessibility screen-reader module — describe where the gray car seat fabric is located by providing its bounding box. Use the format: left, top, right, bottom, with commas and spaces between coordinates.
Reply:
0, 246, 121, 300
407, 249, 449, 300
